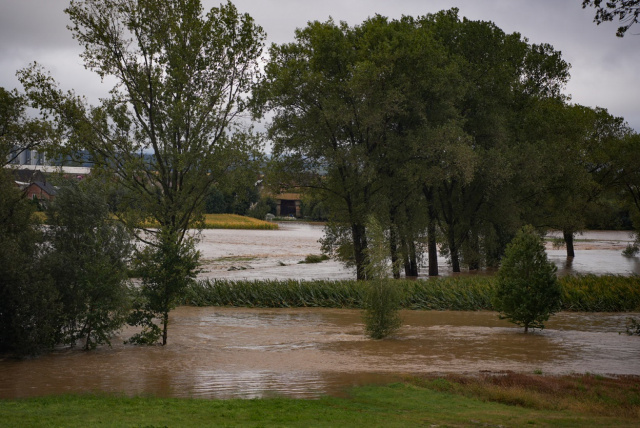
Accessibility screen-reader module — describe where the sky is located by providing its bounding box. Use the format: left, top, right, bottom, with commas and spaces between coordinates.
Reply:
1, 0, 638, 132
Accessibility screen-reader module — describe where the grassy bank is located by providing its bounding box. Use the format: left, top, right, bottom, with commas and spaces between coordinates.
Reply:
200, 214, 278, 230
184, 275, 640, 312
1, 374, 638, 427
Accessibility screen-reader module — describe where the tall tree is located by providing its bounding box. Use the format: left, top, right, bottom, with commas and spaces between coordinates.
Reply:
416, 10, 570, 272
19, 0, 265, 344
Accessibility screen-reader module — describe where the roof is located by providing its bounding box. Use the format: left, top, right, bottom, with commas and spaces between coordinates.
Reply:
30, 181, 57, 196
275, 193, 302, 201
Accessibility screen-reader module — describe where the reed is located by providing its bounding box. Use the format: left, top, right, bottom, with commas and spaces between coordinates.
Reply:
184, 275, 640, 312
559, 274, 640, 312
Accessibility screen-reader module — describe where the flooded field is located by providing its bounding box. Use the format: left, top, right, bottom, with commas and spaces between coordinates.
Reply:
1, 307, 638, 399
1, 225, 638, 400
197, 224, 640, 280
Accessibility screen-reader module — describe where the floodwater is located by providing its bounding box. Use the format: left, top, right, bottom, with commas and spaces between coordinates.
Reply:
1, 225, 638, 400
1, 307, 638, 399
196, 224, 640, 280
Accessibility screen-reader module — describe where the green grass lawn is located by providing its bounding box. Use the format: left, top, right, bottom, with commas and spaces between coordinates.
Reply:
2, 375, 639, 427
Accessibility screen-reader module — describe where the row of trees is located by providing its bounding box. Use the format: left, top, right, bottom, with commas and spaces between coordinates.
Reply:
258, 9, 640, 279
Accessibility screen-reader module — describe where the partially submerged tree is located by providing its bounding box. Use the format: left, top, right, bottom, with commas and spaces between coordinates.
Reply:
19, 0, 265, 345
362, 215, 402, 339
493, 225, 561, 333
44, 179, 133, 350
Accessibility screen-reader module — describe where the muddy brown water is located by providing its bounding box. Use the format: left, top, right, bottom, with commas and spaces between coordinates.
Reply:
1, 308, 638, 399
2, 226, 638, 399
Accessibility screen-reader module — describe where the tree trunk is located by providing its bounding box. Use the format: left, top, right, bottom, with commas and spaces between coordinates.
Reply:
352, 223, 367, 280
408, 239, 418, 277
162, 311, 169, 345
389, 221, 401, 279
468, 231, 480, 270
448, 227, 461, 273
563, 229, 575, 258
424, 186, 439, 276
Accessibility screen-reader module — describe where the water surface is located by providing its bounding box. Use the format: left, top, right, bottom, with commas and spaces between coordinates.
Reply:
1, 307, 637, 399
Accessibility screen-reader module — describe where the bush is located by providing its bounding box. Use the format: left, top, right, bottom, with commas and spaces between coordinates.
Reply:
363, 280, 403, 339
44, 179, 133, 350
362, 216, 402, 339
493, 225, 561, 333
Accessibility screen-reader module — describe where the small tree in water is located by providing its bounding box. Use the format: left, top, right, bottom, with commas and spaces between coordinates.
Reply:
362, 216, 402, 339
493, 225, 561, 333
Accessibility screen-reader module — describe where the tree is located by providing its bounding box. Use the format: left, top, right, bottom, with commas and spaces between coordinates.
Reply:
492, 225, 561, 333
19, 0, 265, 345
0, 169, 59, 356
44, 179, 133, 350
582, 0, 640, 37
420, 11, 571, 272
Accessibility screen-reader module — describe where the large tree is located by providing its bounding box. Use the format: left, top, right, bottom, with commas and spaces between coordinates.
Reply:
419, 10, 570, 272
259, 15, 461, 279
19, 0, 265, 344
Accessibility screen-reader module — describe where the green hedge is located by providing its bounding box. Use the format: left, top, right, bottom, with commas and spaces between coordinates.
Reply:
183, 275, 640, 312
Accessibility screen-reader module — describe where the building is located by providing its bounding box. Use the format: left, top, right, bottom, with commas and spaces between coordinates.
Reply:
274, 192, 302, 217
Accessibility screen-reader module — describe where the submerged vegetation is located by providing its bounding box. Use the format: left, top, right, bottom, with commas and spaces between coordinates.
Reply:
184, 275, 640, 312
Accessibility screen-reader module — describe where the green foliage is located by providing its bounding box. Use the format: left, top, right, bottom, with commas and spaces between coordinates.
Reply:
298, 254, 330, 264
559, 274, 640, 311
246, 196, 277, 220
0, 87, 53, 167
127, 232, 199, 345
44, 179, 133, 350
0, 170, 59, 355
493, 225, 561, 333
624, 317, 640, 335
622, 243, 639, 257
184, 275, 639, 312
582, 0, 640, 37
362, 216, 402, 339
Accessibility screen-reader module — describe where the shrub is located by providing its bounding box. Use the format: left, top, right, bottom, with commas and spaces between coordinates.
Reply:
362, 216, 402, 339
492, 225, 561, 333
44, 179, 133, 350
298, 254, 330, 264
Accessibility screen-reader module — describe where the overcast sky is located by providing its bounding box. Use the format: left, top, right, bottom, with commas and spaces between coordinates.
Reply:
1, 0, 638, 131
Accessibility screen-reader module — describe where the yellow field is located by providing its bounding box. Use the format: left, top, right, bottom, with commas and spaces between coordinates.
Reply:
201, 214, 278, 230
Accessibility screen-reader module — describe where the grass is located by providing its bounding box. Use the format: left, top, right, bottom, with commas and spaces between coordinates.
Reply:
200, 214, 278, 230
1, 374, 638, 427
184, 275, 639, 311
